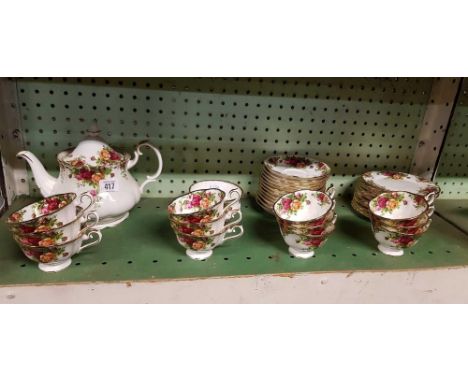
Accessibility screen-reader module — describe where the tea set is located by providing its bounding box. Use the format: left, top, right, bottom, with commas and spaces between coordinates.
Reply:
4, 135, 439, 272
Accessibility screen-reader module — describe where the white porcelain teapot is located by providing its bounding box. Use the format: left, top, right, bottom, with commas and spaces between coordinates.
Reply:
17, 128, 163, 229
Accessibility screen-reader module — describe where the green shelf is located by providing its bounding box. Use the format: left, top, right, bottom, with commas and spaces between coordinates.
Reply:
435, 199, 468, 235
1, 196, 468, 286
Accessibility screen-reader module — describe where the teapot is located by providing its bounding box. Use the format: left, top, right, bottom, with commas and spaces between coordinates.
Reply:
17, 128, 163, 229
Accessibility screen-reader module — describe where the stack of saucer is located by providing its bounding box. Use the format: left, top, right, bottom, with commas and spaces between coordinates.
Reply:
352, 171, 440, 218
256, 155, 331, 214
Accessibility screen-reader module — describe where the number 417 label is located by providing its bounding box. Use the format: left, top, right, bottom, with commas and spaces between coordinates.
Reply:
99, 180, 119, 193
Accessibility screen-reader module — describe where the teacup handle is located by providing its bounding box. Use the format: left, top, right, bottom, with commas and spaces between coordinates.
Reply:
224, 211, 243, 229
221, 225, 244, 243
222, 192, 241, 214
78, 230, 102, 252
326, 186, 336, 199
425, 192, 436, 205
78, 191, 96, 211
427, 205, 435, 217
127, 141, 163, 193
228, 189, 242, 200
84, 211, 100, 229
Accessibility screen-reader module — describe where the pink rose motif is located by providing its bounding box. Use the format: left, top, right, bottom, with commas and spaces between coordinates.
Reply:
377, 197, 388, 209
110, 151, 121, 161
282, 198, 292, 211
189, 194, 202, 208
89, 189, 97, 197
396, 236, 413, 246
79, 168, 94, 180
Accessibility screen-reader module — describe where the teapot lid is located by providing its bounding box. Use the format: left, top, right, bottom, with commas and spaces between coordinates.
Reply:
62, 125, 125, 167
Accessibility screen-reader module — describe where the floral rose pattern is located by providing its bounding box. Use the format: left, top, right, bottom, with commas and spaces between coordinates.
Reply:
380, 171, 409, 180
370, 192, 407, 214
23, 247, 68, 264
276, 192, 310, 217
171, 222, 215, 237
177, 234, 214, 251
168, 191, 219, 216
267, 156, 329, 175
383, 232, 417, 248
294, 235, 326, 248
66, 147, 124, 190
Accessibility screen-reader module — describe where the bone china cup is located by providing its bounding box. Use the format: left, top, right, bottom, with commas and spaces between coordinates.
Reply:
7, 192, 95, 233
189, 180, 243, 217
278, 214, 337, 236
280, 230, 332, 259
371, 222, 430, 257
13, 211, 99, 247
368, 191, 435, 221
173, 225, 244, 260
170, 210, 242, 236
168, 188, 240, 224
18, 229, 102, 272
273, 188, 336, 223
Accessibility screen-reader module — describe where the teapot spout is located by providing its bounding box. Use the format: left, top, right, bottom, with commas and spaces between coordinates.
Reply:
17, 151, 58, 197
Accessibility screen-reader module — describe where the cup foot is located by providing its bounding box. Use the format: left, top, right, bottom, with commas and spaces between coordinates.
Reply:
93, 212, 129, 230
378, 244, 404, 256
186, 249, 213, 260
289, 247, 315, 259
38, 258, 72, 272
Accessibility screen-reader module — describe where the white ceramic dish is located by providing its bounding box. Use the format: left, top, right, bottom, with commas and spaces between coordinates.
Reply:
362, 171, 440, 196
168, 188, 240, 224
14, 211, 99, 247
170, 210, 242, 236
274, 188, 335, 223
189, 180, 243, 217
173, 225, 244, 260
17, 128, 163, 229
7, 192, 94, 232
369, 191, 435, 220
18, 229, 102, 272
264, 155, 331, 178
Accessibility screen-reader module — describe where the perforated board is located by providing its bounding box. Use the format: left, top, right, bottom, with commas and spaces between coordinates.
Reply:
435, 78, 468, 198
13, 77, 432, 199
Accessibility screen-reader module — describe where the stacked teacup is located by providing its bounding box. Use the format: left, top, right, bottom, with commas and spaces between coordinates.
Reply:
168, 182, 244, 260
274, 187, 337, 259
369, 191, 436, 256
6, 192, 102, 272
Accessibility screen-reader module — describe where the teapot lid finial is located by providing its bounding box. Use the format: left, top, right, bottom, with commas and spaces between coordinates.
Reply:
87, 122, 101, 138
62, 123, 124, 166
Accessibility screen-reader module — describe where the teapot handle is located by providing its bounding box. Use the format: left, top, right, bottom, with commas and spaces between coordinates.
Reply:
127, 141, 163, 192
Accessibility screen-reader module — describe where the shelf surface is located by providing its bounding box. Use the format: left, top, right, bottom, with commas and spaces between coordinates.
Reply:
436, 199, 468, 234
1, 197, 468, 286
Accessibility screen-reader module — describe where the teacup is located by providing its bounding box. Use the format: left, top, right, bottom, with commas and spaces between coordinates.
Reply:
13, 211, 99, 247
371, 206, 434, 229
371, 214, 432, 235
18, 229, 102, 272
369, 191, 434, 221
173, 224, 244, 260
278, 214, 337, 236
168, 188, 240, 224
170, 210, 242, 236
189, 180, 243, 218
371, 226, 426, 256
280, 230, 332, 259
7, 192, 95, 233
273, 188, 336, 223
276, 209, 336, 232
